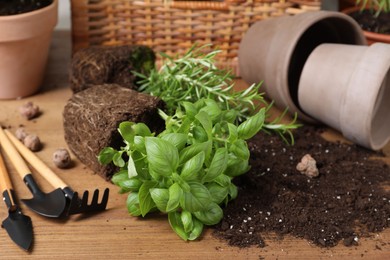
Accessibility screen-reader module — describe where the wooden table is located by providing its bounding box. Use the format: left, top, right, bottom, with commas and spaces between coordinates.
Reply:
0, 31, 389, 259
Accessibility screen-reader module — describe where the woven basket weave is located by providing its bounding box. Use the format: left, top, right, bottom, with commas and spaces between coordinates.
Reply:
71, 0, 321, 74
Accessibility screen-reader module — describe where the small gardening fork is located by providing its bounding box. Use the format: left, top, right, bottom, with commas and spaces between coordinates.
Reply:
3, 129, 109, 216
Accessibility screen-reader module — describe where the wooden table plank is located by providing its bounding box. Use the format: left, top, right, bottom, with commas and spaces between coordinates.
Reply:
0, 30, 389, 259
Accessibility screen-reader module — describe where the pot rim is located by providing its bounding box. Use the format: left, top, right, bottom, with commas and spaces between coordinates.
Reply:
340, 43, 390, 150
0, 0, 57, 21
280, 11, 366, 121
0, 0, 58, 42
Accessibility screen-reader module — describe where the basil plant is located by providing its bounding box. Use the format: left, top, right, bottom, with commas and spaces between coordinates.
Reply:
99, 98, 265, 241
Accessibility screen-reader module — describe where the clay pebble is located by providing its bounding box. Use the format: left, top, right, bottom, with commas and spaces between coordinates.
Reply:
53, 148, 72, 169
19, 102, 40, 120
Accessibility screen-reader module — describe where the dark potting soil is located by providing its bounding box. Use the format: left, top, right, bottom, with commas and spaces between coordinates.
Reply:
349, 9, 390, 34
0, 0, 52, 16
213, 126, 390, 248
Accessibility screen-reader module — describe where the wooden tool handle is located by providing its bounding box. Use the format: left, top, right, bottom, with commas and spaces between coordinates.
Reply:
0, 128, 31, 180
0, 148, 16, 206
4, 129, 68, 189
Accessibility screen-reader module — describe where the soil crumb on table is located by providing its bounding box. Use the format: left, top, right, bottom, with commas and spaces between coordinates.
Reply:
213, 126, 390, 248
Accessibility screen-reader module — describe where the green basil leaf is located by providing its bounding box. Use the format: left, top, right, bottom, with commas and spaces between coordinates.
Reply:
228, 183, 238, 200
192, 126, 208, 143
134, 136, 146, 154
98, 147, 117, 165
127, 192, 141, 216
213, 174, 232, 187
195, 111, 212, 136
202, 148, 228, 183
180, 182, 212, 212
118, 178, 143, 193
227, 123, 238, 143
181, 211, 193, 233
111, 169, 129, 186
113, 151, 125, 168
161, 133, 188, 151
225, 158, 250, 177
127, 155, 138, 178
118, 121, 135, 144
188, 218, 204, 241
146, 137, 179, 176
177, 117, 192, 135
138, 181, 158, 216
181, 152, 205, 181
237, 108, 265, 140
166, 183, 183, 212
206, 182, 229, 204
168, 212, 188, 241
229, 139, 250, 160
193, 202, 223, 225
182, 101, 198, 118
150, 188, 169, 212
200, 99, 221, 122
133, 122, 152, 136
179, 141, 212, 165
222, 110, 238, 123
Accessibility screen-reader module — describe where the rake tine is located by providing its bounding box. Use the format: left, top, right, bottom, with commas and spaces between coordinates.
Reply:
67, 188, 109, 215
91, 190, 99, 205
82, 190, 89, 202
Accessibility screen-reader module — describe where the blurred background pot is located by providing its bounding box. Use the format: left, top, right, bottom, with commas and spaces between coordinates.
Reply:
298, 43, 390, 150
343, 6, 390, 45
238, 11, 367, 121
0, 0, 58, 99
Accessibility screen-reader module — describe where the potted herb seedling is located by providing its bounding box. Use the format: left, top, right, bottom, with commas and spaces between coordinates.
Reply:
343, 0, 390, 44
0, 0, 58, 99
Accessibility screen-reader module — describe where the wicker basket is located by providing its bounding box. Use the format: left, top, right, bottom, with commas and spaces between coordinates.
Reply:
71, 0, 321, 74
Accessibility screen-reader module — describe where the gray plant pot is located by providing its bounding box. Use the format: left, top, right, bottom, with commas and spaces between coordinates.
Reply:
238, 11, 367, 121
299, 43, 390, 150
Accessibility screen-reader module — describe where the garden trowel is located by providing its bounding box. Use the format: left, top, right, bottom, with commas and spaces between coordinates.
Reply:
0, 146, 33, 251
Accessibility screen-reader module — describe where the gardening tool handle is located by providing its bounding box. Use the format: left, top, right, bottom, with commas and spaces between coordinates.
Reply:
0, 128, 31, 180
4, 129, 68, 189
0, 147, 16, 207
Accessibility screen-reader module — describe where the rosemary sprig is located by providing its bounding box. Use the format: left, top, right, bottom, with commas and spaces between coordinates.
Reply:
134, 44, 300, 143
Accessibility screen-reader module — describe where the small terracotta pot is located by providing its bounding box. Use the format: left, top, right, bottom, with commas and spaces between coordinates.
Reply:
343, 7, 390, 45
0, 0, 58, 99
298, 43, 390, 150
238, 11, 366, 121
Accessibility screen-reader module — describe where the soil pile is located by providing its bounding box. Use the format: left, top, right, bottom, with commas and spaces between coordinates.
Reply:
213, 126, 390, 248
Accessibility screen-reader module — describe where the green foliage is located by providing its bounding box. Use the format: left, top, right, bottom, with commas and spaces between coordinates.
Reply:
99, 45, 301, 241
357, 0, 390, 16
134, 45, 266, 123
99, 99, 272, 240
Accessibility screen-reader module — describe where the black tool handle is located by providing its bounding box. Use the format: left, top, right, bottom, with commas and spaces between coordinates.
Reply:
23, 174, 45, 197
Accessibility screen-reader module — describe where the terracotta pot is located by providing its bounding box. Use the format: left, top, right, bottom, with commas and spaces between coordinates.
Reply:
0, 0, 58, 99
298, 43, 390, 150
238, 11, 367, 121
343, 6, 390, 45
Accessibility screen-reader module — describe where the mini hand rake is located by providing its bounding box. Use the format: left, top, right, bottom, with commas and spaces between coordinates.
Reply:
4, 129, 109, 216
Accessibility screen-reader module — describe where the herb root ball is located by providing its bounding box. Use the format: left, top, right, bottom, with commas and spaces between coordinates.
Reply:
63, 84, 165, 180
69, 45, 155, 93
